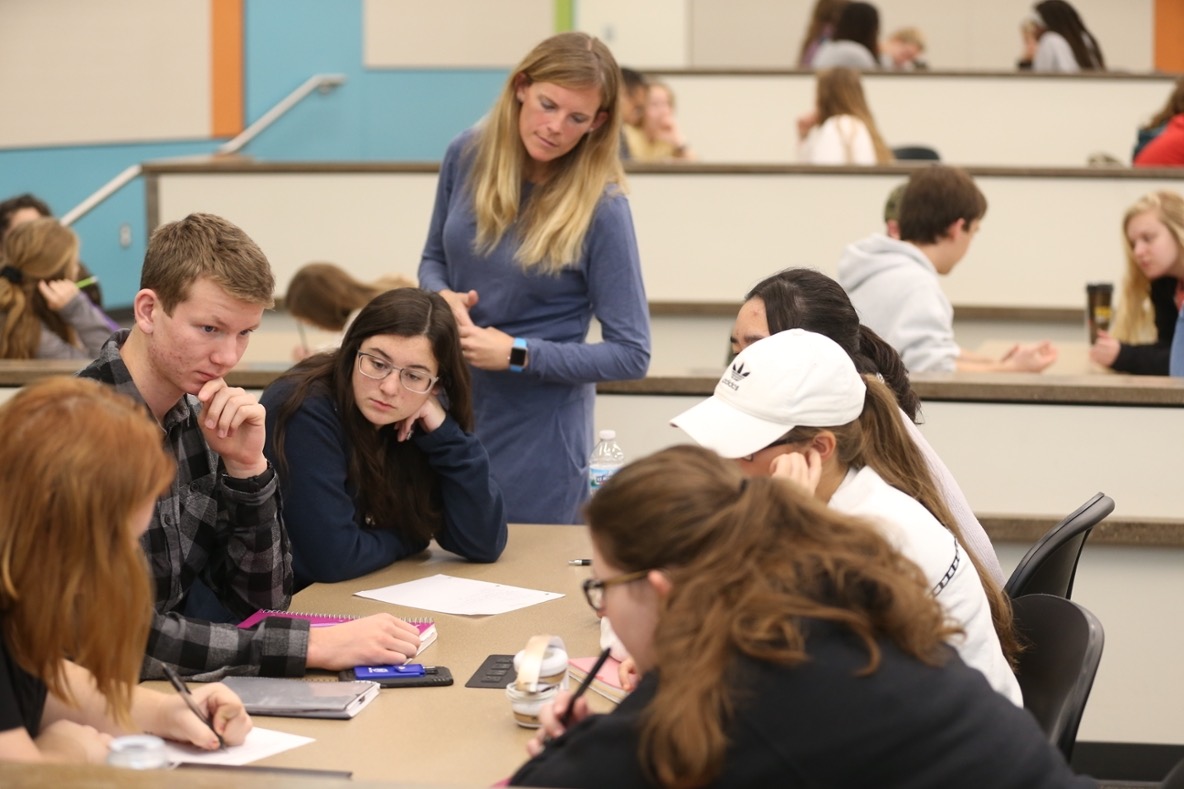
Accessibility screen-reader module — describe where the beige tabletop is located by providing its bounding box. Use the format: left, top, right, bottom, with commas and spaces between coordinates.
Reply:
225, 523, 606, 785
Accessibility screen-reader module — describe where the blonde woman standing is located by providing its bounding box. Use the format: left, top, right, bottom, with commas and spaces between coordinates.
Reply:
418, 32, 651, 524
797, 67, 893, 165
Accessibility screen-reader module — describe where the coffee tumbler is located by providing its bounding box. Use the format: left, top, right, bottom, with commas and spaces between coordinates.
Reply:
1086, 283, 1113, 345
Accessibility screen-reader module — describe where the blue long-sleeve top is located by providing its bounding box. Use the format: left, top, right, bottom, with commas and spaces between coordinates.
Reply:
261, 381, 507, 590
417, 129, 651, 524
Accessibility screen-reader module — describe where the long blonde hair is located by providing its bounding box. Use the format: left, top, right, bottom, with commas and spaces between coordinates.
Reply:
816, 67, 893, 164
0, 377, 174, 724
0, 218, 80, 358
587, 445, 958, 788
468, 32, 625, 275
1113, 191, 1184, 343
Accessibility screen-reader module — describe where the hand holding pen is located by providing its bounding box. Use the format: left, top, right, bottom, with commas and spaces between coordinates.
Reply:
160, 665, 252, 750
525, 647, 612, 757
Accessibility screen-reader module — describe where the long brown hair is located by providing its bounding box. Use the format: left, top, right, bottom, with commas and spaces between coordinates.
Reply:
1143, 76, 1184, 132
468, 32, 625, 275
798, 0, 849, 66
0, 218, 80, 358
746, 268, 921, 421
779, 376, 1020, 666
1113, 191, 1184, 344
0, 377, 173, 724
269, 288, 473, 545
815, 68, 893, 164
586, 445, 958, 788
285, 262, 415, 332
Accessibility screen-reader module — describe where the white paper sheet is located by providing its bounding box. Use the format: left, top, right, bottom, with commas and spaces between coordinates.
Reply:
355, 573, 564, 615
164, 726, 314, 766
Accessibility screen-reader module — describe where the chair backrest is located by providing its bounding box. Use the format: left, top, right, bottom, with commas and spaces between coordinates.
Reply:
1161, 755, 1184, 788
891, 144, 941, 161
1004, 493, 1114, 600
1011, 593, 1105, 762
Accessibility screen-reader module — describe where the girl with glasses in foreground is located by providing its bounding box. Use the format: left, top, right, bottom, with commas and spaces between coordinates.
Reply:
0, 378, 251, 763
261, 288, 507, 592
510, 446, 1093, 788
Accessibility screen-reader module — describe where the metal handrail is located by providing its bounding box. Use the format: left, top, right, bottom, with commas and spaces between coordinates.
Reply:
60, 73, 347, 227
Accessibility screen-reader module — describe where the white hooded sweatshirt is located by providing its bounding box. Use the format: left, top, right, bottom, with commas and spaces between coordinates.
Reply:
836, 233, 960, 373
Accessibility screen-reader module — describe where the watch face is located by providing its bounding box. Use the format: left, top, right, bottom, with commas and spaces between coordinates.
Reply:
510, 346, 527, 366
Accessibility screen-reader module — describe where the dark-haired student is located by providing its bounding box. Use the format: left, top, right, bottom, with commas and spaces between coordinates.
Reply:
261, 288, 507, 591
510, 446, 1095, 788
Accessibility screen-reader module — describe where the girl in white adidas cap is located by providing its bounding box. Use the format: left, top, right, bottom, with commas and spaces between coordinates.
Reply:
672, 329, 1021, 705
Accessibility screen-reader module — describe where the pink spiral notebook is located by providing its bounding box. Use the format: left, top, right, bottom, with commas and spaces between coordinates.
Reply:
238, 609, 437, 655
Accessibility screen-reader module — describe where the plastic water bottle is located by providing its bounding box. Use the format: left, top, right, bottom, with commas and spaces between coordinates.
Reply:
589, 429, 626, 494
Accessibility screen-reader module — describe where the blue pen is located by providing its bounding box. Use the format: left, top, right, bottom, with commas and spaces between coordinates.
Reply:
355, 664, 434, 679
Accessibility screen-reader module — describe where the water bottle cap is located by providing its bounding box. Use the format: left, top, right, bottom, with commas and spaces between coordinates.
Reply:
598, 429, 616, 440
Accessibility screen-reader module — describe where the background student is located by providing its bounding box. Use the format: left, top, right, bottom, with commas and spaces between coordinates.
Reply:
418, 32, 651, 524
1020, 0, 1105, 73
0, 218, 113, 359
797, 67, 892, 165
0, 377, 252, 763
673, 330, 1021, 703
285, 261, 415, 360
79, 212, 421, 679
734, 267, 1004, 585
511, 446, 1092, 788
1133, 76, 1184, 163
621, 80, 694, 162
262, 288, 507, 591
797, 0, 849, 67
811, 1, 881, 70
838, 166, 1058, 373
1090, 190, 1184, 375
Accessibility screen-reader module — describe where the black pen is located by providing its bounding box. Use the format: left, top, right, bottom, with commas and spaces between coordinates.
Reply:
559, 646, 613, 728
162, 665, 226, 750
568, 559, 591, 566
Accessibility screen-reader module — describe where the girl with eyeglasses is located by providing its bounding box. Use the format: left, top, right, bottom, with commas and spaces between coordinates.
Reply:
509, 446, 1092, 788
261, 288, 507, 591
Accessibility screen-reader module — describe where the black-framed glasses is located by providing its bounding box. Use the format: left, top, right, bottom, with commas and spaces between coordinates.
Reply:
356, 351, 439, 394
740, 437, 800, 464
582, 569, 650, 613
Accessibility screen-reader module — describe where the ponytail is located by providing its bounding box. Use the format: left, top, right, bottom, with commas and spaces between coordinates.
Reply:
851, 378, 1021, 666
856, 325, 920, 421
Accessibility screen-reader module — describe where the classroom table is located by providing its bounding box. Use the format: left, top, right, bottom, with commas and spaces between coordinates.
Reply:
221, 523, 606, 785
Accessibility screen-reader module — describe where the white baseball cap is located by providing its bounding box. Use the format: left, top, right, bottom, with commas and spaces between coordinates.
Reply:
671, 329, 867, 459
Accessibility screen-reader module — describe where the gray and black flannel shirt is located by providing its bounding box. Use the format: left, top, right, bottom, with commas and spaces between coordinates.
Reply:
78, 331, 308, 680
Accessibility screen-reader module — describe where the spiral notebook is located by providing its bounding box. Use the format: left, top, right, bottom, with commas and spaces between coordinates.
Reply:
237, 610, 437, 655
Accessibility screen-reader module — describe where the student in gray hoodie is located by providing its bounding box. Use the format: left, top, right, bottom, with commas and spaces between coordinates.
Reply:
837, 166, 1058, 373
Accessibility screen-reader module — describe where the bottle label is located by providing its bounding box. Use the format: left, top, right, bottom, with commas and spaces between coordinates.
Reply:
589, 466, 619, 491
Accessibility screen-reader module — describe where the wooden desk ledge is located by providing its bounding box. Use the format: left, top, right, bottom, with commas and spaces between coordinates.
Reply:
981, 514, 1184, 548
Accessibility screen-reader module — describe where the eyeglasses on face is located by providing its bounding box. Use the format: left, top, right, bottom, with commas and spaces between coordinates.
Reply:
582, 569, 650, 613
740, 437, 801, 464
356, 350, 438, 394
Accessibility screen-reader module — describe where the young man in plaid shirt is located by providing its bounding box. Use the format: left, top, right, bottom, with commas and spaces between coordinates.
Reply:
79, 213, 421, 679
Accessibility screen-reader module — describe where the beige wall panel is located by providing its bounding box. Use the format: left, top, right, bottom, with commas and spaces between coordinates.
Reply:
576, 0, 688, 69
660, 73, 1176, 166
688, 0, 804, 68
363, 0, 555, 68
154, 168, 1173, 311
0, 0, 210, 148
155, 173, 438, 293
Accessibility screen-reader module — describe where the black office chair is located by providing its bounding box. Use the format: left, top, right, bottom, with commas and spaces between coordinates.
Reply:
891, 144, 941, 161
1010, 593, 1105, 762
1004, 493, 1114, 600
1162, 755, 1184, 788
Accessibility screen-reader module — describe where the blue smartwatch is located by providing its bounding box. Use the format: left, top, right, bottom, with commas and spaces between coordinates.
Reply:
509, 337, 529, 373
